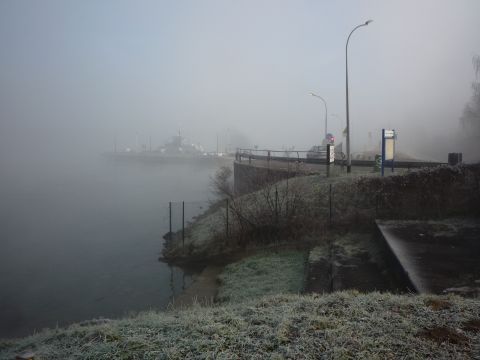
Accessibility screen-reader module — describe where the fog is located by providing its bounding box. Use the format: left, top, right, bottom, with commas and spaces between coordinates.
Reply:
0, 0, 479, 164
1, 0, 480, 341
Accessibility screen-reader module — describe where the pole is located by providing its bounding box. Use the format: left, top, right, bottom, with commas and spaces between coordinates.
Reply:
325, 103, 327, 140
345, 20, 372, 174
310, 93, 328, 141
275, 185, 278, 223
381, 129, 385, 177
329, 183, 332, 224
169, 201, 172, 239
326, 144, 332, 178
226, 198, 229, 240
346, 34, 351, 173
391, 129, 395, 173
182, 201, 185, 248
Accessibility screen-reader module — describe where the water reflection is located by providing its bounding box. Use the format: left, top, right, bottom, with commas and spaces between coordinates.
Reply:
0, 156, 217, 338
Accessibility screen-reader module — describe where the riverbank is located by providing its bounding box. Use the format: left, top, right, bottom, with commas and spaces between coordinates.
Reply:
2, 292, 479, 359
3, 164, 479, 358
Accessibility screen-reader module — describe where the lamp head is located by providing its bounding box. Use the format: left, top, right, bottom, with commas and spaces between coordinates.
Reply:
365, 20, 373, 25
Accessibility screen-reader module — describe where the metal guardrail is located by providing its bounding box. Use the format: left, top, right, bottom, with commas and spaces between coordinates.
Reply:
236, 148, 445, 169
335, 159, 447, 168
236, 147, 339, 165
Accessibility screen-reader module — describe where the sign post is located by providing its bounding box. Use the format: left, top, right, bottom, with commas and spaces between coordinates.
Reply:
381, 129, 396, 177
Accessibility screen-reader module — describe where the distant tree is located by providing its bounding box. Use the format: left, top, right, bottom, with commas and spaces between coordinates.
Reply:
460, 55, 480, 135
459, 55, 480, 161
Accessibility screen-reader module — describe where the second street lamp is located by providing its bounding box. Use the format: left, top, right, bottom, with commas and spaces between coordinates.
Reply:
310, 92, 328, 141
345, 19, 373, 173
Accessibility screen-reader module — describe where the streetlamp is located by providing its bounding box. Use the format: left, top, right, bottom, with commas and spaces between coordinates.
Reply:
345, 19, 373, 173
309, 92, 328, 141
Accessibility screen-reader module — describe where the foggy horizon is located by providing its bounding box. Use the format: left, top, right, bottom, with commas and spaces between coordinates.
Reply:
1, 1, 480, 353
1, 1, 479, 164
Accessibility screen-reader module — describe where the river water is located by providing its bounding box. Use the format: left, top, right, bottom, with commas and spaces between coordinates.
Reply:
0, 154, 219, 338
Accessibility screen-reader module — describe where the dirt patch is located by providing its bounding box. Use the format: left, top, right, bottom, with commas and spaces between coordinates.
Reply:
418, 326, 468, 345
425, 298, 452, 311
170, 265, 223, 309
462, 319, 480, 333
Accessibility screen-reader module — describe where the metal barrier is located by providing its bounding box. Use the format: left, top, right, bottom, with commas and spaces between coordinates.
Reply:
236, 147, 333, 164
236, 147, 445, 169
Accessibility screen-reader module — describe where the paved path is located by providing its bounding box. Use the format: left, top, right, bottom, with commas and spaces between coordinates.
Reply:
305, 233, 402, 294
376, 219, 480, 295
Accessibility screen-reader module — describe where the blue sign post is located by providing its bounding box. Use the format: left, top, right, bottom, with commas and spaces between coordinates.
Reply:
381, 129, 396, 177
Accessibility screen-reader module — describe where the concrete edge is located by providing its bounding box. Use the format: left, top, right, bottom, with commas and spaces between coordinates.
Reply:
374, 220, 421, 294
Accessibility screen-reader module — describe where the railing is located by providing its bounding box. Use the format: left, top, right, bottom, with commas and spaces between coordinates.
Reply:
236, 147, 445, 169
236, 147, 334, 164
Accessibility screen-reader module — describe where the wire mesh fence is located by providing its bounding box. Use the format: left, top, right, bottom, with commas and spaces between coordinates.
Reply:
168, 200, 211, 233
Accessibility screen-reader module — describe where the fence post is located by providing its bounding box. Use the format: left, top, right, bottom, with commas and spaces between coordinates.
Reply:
275, 185, 279, 224
329, 184, 332, 224
182, 201, 185, 248
169, 201, 172, 239
226, 198, 229, 241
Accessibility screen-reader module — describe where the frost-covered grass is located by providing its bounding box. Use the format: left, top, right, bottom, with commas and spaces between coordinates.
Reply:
2, 292, 479, 359
308, 241, 329, 263
216, 250, 307, 303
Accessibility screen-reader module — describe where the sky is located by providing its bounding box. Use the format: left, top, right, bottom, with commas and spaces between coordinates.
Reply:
0, 0, 479, 161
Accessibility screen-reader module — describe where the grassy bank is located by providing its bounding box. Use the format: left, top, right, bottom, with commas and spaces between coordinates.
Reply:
216, 250, 307, 303
2, 292, 479, 359
163, 164, 480, 262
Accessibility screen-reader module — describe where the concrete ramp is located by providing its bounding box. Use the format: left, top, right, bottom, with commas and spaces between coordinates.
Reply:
376, 219, 480, 296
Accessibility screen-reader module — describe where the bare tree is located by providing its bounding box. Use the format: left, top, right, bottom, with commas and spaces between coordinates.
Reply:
210, 166, 234, 200
460, 55, 480, 159
211, 166, 312, 247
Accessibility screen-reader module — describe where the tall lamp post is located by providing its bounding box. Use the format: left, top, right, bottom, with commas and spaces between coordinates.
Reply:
309, 92, 328, 141
345, 20, 372, 173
